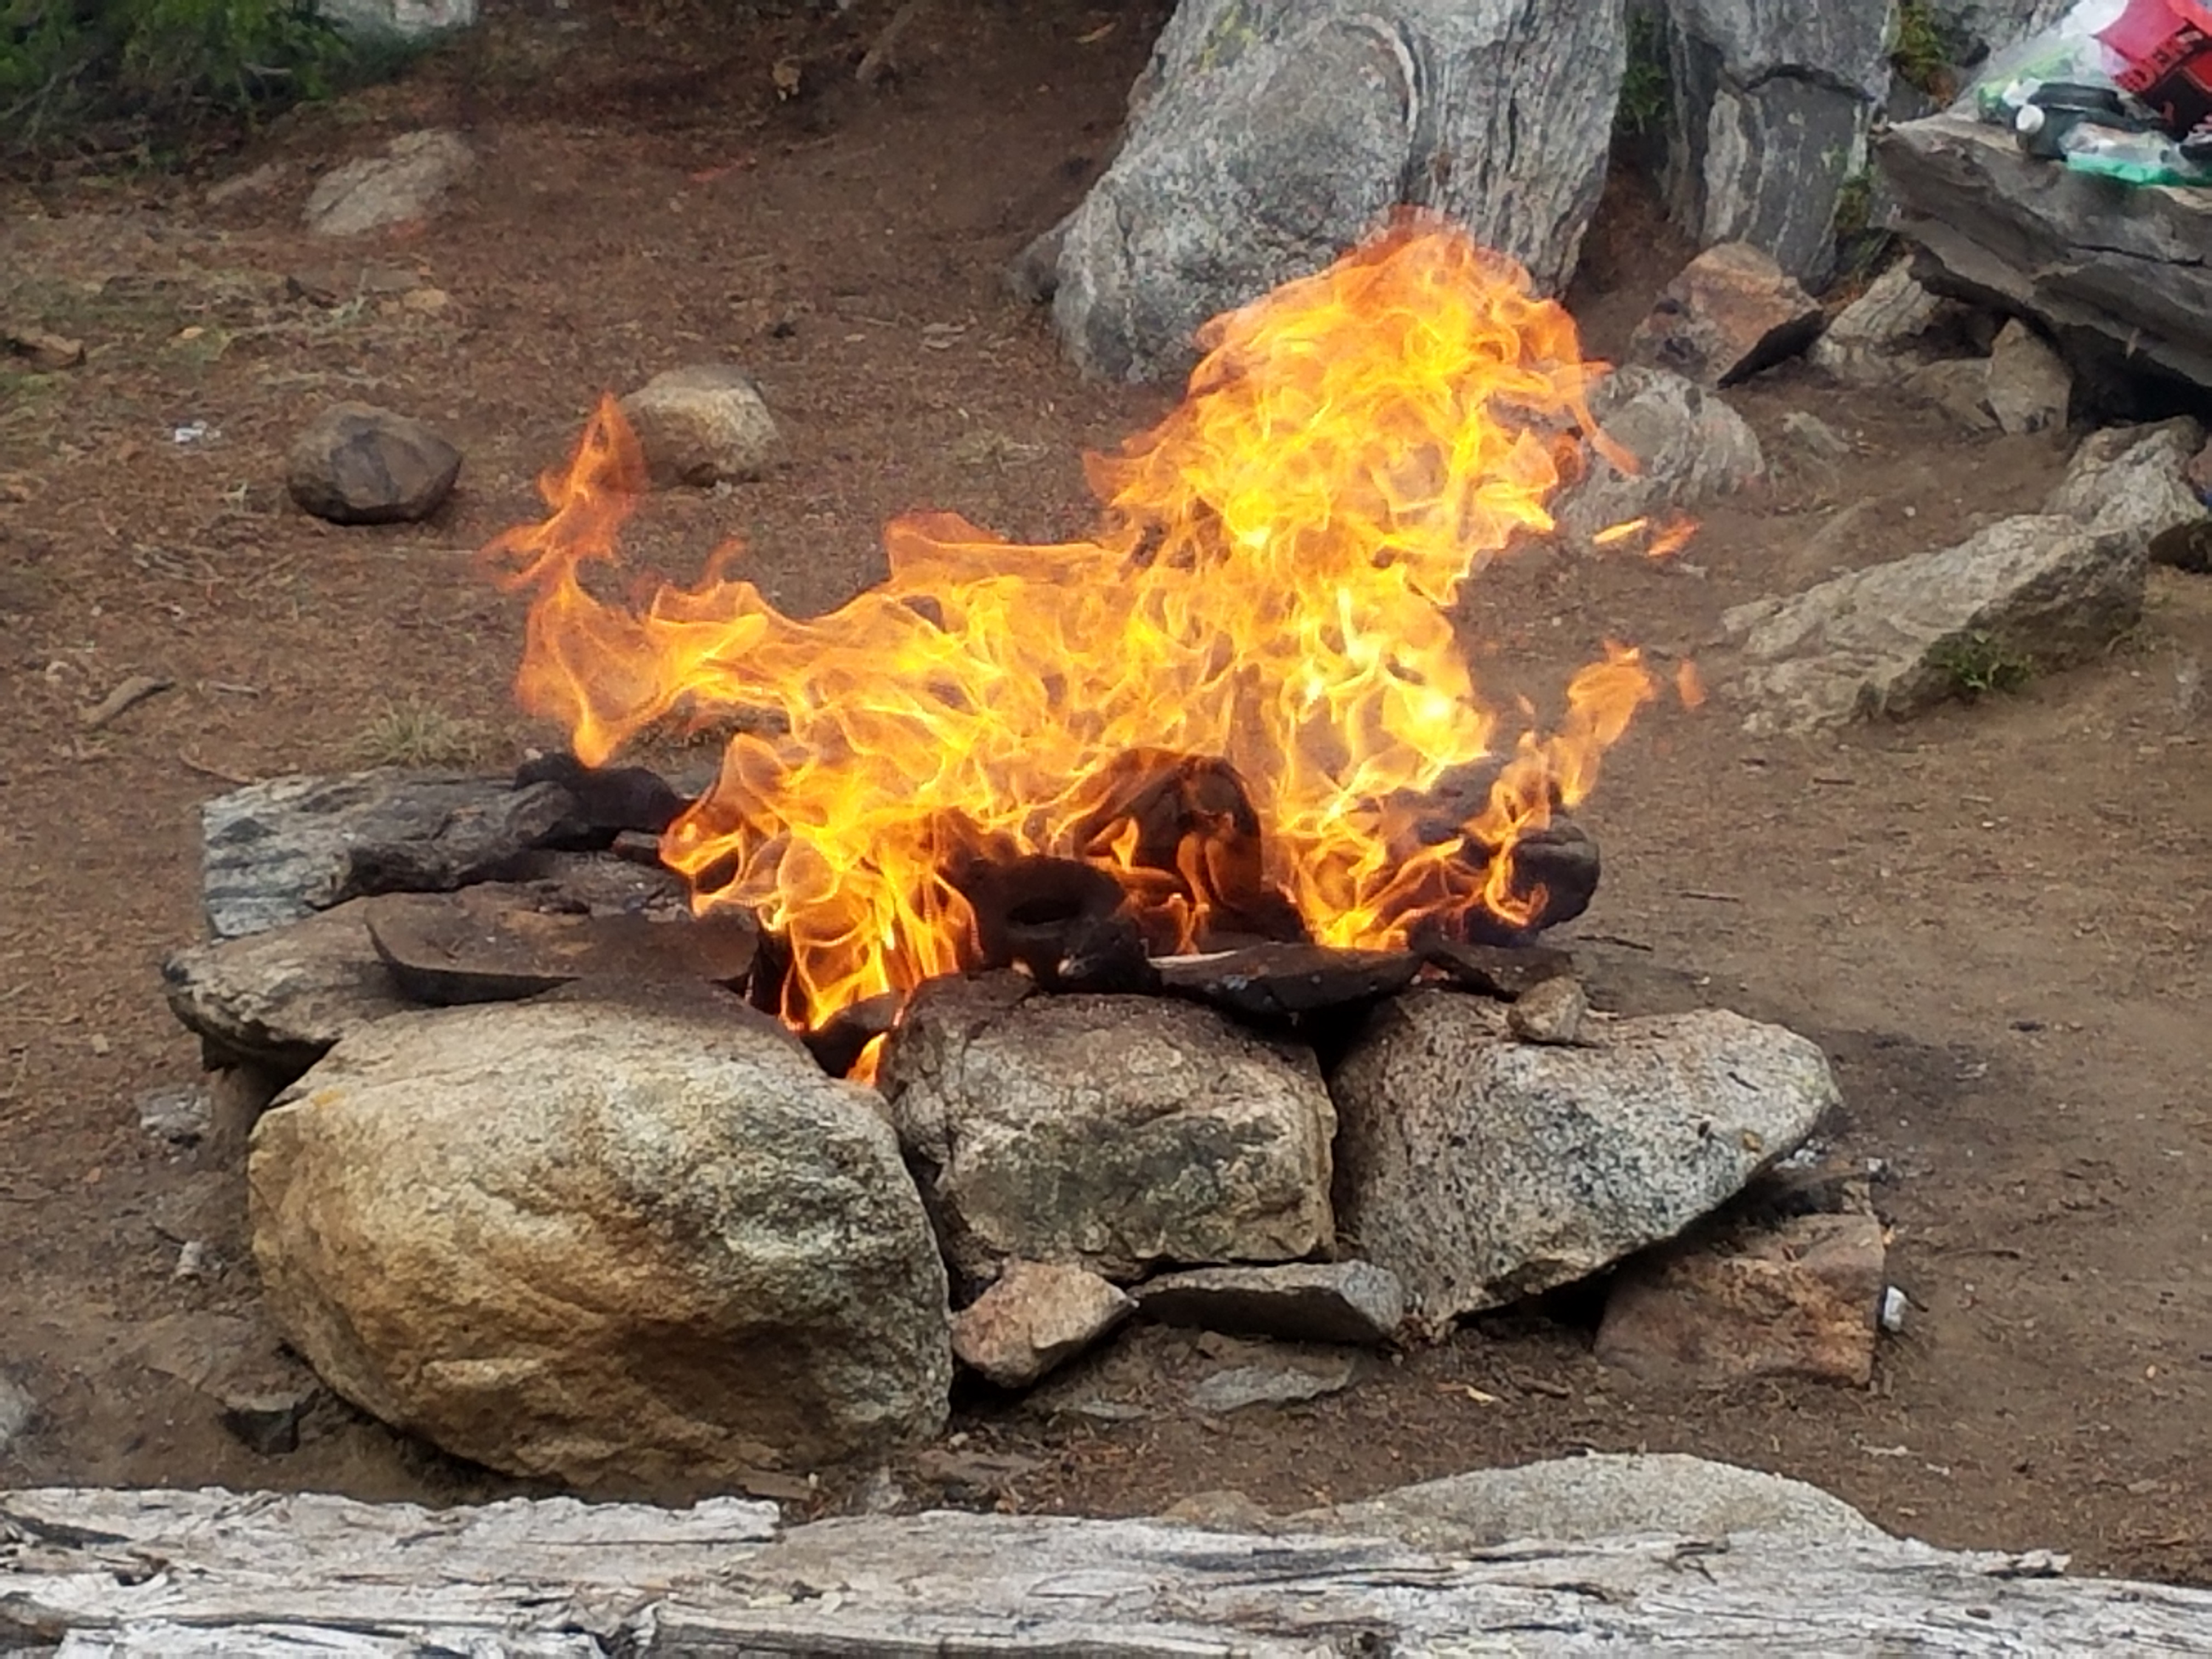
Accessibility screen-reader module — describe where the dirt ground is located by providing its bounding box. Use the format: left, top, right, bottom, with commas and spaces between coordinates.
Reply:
3, 0, 2209, 1587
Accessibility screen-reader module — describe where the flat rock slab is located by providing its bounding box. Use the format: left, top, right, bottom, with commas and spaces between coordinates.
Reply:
362, 889, 757, 1004
200, 771, 579, 940
163, 898, 410, 1074
1155, 943, 1420, 1022
1986, 320, 2070, 437
1188, 1348, 1357, 1414
1414, 937, 1574, 999
1877, 114, 2212, 393
1810, 262, 1949, 386
1597, 1210, 1887, 1387
1331, 991, 1839, 1320
251, 995, 951, 1485
950, 1261, 1132, 1389
881, 976, 1336, 1284
1627, 243, 1821, 389
286, 402, 462, 526
1137, 1261, 1405, 1345
1722, 514, 2143, 735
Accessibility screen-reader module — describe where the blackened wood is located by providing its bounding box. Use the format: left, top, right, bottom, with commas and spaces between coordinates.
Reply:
514, 753, 687, 841
1157, 943, 1420, 1022
1455, 816, 1601, 945
362, 889, 757, 1006
950, 855, 1126, 974
802, 991, 903, 1078
1414, 935, 1576, 999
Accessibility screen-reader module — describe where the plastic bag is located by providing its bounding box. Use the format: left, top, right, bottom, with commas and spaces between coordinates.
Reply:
1960, 0, 2131, 123
2060, 119, 2212, 181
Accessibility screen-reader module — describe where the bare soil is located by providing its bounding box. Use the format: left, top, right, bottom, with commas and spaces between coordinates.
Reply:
3, 0, 2209, 1583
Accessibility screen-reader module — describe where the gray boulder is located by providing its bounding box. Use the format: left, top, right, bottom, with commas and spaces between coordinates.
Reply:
250, 995, 952, 1485
1626, 243, 1821, 388
316, 0, 475, 44
1723, 515, 2143, 733
881, 977, 1336, 1283
1985, 320, 2070, 436
286, 403, 462, 526
2046, 419, 2208, 562
1330, 992, 1839, 1320
304, 131, 475, 239
1034, 0, 1625, 381
1553, 365, 1764, 544
1662, 0, 1894, 286
1925, 0, 2074, 63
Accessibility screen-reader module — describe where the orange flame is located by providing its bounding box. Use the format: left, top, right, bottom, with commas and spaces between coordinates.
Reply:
484, 217, 1660, 1031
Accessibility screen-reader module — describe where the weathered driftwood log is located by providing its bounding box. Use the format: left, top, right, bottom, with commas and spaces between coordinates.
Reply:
5, 1485, 2212, 1656
1876, 113, 2212, 395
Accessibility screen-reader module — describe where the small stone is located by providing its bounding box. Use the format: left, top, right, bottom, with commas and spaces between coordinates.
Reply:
1158, 1489, 1277, 1531
1779, 410, 1852, 463
1985, 320, 2071, 437
205, 161, 289, 207
2, 325, 85, 372
1626, 244, 1823, 390
0, 1373, 32, 1452
286, 402, 462, 526
173, 1241, 216, 1281
951, 1260, 1133, 1389
2045, 419, 2207, 565
303, 129, 475, 238
1188, 1350, 1357, 1414
1903, 358, 1998, 433
618, 365, 780, 488
137, 1082, 212, 1147
1137, 1262, 1405, 1345
1810, 262, 1946, 386
217, 1384, 320, 1455
1506, 977, 1588, 1046
1594, 1211, 1887, 1387
400, 286, 452, 314
1881, 1285, 1909, 1333
2187, 437, 2212, 502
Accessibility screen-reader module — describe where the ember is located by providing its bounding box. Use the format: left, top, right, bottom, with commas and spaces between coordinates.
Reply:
484, 215, 1661, 1043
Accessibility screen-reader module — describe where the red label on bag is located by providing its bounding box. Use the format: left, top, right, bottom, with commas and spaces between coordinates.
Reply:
2101, 0, 2212, 132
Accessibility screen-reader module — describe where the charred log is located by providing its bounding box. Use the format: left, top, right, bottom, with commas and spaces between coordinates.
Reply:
515, 752, 689, 844
1413, 934, 1577, 1000
948, 855, 1155, 990
1158, 943, 1419, 1023
803, 990, 904, 1079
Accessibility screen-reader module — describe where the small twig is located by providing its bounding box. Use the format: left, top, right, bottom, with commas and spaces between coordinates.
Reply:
857, 0, 931, 87
1575, 932, 1654, 952
181, 752, 253, 786
81, 673, 174, 731
1679, 890, 1745, 905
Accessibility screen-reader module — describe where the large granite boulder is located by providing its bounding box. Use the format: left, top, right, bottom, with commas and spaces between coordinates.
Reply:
881, 976, 1336, 1283
1662, 0, 1895, 286
1722, 515, 2143, 734
1029, 0, 1625, 380
250, 993, 952, 1485
1330, 991, 1839, 1321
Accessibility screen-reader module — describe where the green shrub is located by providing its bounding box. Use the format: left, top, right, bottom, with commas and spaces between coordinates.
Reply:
3, 0, 366, 157
1891, 0, 1957, 99
1616, 8, 1669, 144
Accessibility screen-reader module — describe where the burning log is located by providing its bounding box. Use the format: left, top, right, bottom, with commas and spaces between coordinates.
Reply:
1064, 750, 1307, 950
514, 752, 689, 843
1156, 943, 1420, 1023
802, 990, 904, 1079
1457, 815, 1601, 945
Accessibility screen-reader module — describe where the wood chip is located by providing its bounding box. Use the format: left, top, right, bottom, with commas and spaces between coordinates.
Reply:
3, 324, 86, 371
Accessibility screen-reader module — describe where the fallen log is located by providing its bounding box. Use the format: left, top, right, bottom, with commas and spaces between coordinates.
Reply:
5, 1484, 2211, 1656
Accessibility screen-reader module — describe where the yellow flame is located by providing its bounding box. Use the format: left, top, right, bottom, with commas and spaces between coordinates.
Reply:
484, 214, 1661, 1030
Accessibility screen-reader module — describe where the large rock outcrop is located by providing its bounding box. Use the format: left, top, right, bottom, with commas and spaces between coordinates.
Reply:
250, 993, 952, 1485
1877, 114, 2212, 396
881, 977, 1336, 1283
1662, 0, 1895, 286
1030, 0, 1626, 381
1330, 991, 1838, 1321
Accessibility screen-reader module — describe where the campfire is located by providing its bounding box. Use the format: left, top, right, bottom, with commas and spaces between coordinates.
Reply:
482, 216, 1669, 1062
